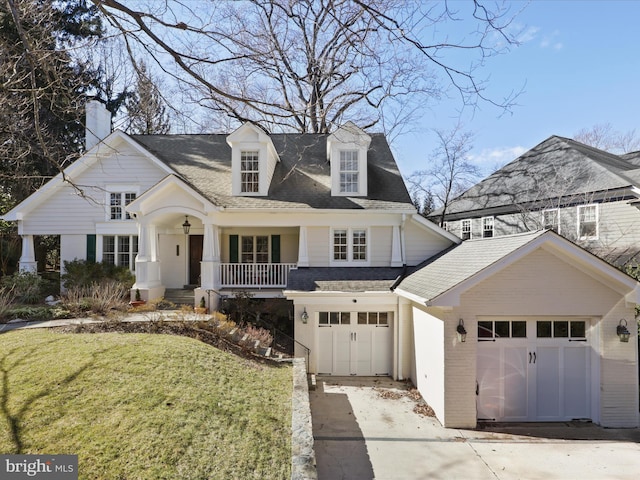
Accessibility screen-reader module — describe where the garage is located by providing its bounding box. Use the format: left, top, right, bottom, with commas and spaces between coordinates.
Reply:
317, 311, 392, 376
476, 317, 594, 422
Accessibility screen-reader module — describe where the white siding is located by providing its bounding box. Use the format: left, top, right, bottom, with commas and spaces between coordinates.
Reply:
306, 227, 329, 266
370, 226, 392, 266
23, 143, 168, 234
60, 235, 88, 267
404, 219, 454, 266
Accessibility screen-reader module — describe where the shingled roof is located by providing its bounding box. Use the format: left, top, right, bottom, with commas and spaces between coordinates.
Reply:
396, 230, 548, 302
431, 135, 640, 219
286, 267, 405, 292
130, 133, 413, 210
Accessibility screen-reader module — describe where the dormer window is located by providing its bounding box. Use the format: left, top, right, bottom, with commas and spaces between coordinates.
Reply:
340, 151, 359, 193
241, 151, 260, 193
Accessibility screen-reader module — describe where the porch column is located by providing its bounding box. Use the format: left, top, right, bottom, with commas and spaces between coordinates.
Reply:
298, 226, 309, 267
134, 219, 161, 288
391, 224, 403, 267
19, 234, 37, 273
201, 222, 220, 290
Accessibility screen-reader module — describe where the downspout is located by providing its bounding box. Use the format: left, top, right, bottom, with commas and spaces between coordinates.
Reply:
391, 214, 409, 380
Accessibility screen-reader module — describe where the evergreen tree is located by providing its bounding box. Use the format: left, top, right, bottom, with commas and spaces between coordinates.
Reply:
0, 0, 103, 202
125, 61, 171, 135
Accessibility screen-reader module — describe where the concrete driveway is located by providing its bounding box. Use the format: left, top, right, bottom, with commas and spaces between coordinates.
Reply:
309, 377, 640, 480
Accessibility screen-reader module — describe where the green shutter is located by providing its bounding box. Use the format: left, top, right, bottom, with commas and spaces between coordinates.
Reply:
230, 235, 239, 263
271, 235, 280, 263
86, 235, 96, 262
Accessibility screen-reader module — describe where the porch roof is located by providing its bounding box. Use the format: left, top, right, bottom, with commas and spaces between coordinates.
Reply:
286, 267, 405, 292
130, 133, 413, 211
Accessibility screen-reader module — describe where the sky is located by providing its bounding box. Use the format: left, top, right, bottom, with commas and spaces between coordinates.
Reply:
393, 0, 640, 179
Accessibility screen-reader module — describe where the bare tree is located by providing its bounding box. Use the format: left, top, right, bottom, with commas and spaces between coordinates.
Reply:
408, 126, 481, 225
574, 123, 640, 154
92, 0, 522, 135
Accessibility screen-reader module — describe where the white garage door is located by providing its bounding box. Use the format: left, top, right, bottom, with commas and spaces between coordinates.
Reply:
318, 311, 392, 376
477, 318, 592, 422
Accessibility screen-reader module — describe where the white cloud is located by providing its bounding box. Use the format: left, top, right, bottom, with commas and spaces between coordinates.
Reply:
468, 146, 527, 174
540, 30, 563, 50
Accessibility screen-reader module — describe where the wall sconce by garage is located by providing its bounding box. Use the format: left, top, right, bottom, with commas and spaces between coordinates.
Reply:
617, 318, 631, 343
457, 319, 467, 343
301, 308, 309, 324
182, 215, 191, 235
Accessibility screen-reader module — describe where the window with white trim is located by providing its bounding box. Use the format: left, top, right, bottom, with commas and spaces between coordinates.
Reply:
578, 204, 598, 239
543, 209, 559, 232
332, 228, 367, 263
110, 192, 136, 220
461, 219, 471, 240
241, 235, 269, 263
240, 150, 260, 193
339, 150, 359, 193
103, 235, 138, 270
482, 217, 494, 238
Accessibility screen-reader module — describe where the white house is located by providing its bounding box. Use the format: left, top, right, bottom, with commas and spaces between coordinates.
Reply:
2, 101, 638, 429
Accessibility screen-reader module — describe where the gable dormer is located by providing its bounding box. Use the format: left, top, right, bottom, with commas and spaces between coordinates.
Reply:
227, 122, 279, 196
327, 122, 371, 197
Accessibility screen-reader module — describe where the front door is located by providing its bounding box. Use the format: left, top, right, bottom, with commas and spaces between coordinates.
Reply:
189, 235, 203, 285
477, 318, 592, 422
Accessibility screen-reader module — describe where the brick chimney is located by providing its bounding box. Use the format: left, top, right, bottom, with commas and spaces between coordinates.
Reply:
85, 100, 111, 150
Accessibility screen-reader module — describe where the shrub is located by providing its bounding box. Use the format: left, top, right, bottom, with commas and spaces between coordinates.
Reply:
61, 259, 135, 290
0, 287, 15, 320
244, 324, 273, 347
5, 306, 54, 321
61, 281, 129, 315
1, 271, 44, 304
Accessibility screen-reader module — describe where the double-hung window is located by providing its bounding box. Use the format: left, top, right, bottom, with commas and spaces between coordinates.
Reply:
339, 150, 359, 193
578, 204, 598, 239
332, 228, 367, 263
241, 235, 269, 263
461, 219, 472, 240
103, 235, 138, 270
110, 192, 136, 220
241, 151, 260, 193
482, 217, 494, 238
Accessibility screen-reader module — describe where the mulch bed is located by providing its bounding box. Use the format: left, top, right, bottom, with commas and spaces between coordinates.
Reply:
53, 320, 283, 367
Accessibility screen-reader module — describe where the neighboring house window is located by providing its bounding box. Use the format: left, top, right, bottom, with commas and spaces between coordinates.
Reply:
482, 217, 494, 238
332, 228, 367, 262
461, 219, 471, 240
110, 192, 136, 220
241, 150, 260, 193
103, 235, 138, 270
339, 150, 359, 193
543, 209, 559, 232
442, 221, 448, 231
577, 204, 598, 239
241, 235, 269, 263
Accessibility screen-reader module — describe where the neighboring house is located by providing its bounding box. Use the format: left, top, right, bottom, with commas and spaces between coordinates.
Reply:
2, 102, 638, 429
429, 135, 640, 266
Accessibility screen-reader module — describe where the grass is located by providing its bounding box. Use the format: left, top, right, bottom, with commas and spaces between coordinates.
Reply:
0, 330, 292, 479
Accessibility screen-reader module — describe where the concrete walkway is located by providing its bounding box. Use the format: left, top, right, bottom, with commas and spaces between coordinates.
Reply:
310, 377, 640, 480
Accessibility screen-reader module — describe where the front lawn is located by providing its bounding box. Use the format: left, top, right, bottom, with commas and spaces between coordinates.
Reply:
0, 330, 292, 479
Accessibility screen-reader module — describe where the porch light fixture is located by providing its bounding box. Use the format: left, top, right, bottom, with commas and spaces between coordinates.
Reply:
301, 308, 309, 324
182, 216, 191, 235
617, 318, 631, 343
457, 319, 467, 343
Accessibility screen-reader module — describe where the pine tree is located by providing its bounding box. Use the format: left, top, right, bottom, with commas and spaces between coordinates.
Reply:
125, 61, 171, 135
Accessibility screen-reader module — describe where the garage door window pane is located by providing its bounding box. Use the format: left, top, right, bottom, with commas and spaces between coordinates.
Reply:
512, 321, 527, 337
358, 312, 367, 324
554, 321, 569, 337
478, 321, 493, 338
330, 312, 340, 324
537, 321, 552, 338
495, 321, 510, 338
570, 321, 586, 338
379, 312, 388, 325
319, 312, 328, 325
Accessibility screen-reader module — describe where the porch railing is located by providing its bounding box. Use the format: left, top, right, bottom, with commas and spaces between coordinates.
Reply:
219, 263, 297, 288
